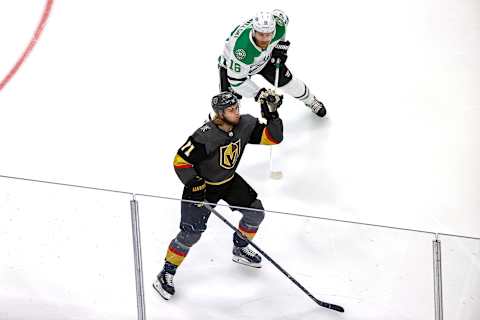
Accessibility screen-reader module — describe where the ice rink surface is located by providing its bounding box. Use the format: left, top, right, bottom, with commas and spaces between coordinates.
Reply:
1, 0, 479, 319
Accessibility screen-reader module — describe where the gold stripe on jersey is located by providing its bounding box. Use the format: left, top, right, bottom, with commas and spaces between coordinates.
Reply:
260, 128, 279, 145
205, 174, 235, 186
173, 154, 193, 169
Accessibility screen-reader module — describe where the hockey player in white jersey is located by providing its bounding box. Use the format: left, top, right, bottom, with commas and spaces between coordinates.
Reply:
219, 10, 327, 117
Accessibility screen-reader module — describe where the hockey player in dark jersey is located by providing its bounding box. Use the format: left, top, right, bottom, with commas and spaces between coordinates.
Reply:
153, 90, 284, 300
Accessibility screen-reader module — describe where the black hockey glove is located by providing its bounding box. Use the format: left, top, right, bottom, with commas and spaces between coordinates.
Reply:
272, 9, 289, 26
257, 89, 283, 121
183, 176, 206, 206
271, 40, 290, 65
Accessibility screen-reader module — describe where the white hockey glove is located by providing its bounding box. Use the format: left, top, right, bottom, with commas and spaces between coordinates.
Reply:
257, 89, 283, 120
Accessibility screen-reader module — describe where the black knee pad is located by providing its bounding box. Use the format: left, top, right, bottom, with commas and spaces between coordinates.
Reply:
239, 199, 265, 226
176, 229, 202, 247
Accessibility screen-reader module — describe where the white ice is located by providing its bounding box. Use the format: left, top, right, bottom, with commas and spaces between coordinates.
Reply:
1, 0, 479, 319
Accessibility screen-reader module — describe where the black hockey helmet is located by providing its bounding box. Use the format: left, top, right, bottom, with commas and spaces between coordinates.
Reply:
211, 91, 238, 113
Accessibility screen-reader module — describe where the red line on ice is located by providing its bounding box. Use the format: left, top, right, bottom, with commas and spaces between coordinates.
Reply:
0, 0, 54, 92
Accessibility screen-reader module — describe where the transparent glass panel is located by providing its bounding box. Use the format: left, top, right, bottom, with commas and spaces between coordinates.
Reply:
140, 196, 435, 320
442, 236, 480, 320
4, 179, 477, 320
0, 179, 136, 319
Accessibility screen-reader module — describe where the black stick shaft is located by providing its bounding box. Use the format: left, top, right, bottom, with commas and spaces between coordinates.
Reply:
204, 204, 344, 313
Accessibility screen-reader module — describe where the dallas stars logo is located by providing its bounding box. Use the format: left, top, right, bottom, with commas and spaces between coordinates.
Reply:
219, 139, 241, 169
234, 49, 246, 61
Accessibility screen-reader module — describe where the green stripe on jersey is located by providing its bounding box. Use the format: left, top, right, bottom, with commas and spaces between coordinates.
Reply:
231, 82, 244, 87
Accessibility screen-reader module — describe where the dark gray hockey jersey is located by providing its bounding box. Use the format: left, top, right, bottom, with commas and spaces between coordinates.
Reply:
173, 115, 283, 185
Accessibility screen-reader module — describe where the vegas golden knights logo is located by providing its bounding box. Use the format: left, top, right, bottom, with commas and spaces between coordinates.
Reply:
219, 139, 241, 169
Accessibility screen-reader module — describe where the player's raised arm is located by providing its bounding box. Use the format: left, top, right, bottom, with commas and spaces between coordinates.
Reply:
249, 89, 284, 145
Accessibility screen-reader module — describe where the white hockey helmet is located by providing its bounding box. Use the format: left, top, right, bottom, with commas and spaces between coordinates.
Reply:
252, 11, 275, 33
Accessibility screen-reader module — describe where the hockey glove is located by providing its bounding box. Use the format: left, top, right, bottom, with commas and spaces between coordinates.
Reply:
271, 40, 290, 65
254, 88, 268, 102
272, 9, 289, 26
257, 89, 283, 121
183, 176, 206, 206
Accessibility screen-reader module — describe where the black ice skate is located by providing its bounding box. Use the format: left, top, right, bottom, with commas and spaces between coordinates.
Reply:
232, 246, 262, 268
153, 270, 175, 300
306, 97, 327, 117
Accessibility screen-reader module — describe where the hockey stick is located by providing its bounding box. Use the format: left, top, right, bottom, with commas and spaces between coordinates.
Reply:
269, 57, 283, 180
204, 203, 344, 313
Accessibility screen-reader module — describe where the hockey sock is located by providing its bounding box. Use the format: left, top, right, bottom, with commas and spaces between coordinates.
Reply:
164, 238, 190, 271
234, 222, 259, 247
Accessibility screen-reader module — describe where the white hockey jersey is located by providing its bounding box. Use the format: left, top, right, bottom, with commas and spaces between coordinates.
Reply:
219, 17, 287, 98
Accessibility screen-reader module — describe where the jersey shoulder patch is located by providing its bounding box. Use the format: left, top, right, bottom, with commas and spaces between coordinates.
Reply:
232, 21, 261, 65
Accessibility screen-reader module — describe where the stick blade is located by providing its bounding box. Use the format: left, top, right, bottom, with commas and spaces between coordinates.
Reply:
315, 299, 344, 312
328, 304, 344, 313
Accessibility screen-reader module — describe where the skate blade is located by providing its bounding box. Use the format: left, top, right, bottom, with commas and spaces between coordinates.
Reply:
232, 256, 262, 268
153, 280, 172, 300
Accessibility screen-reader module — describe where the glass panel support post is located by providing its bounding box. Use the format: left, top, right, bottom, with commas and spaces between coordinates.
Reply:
130, 195, 146, 320
433, 235, 443, 320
